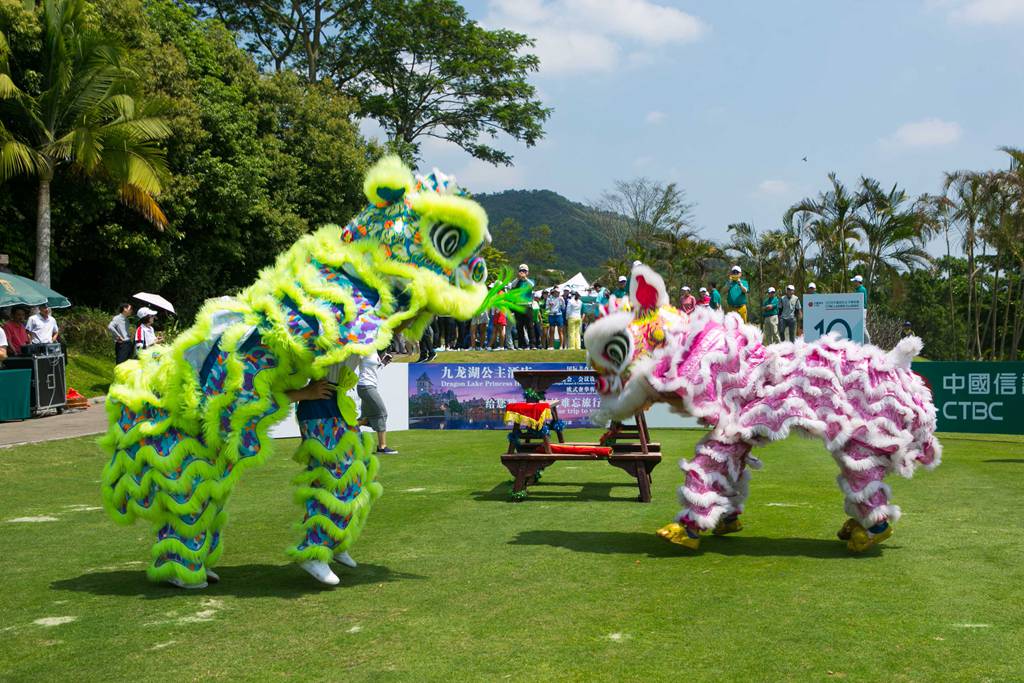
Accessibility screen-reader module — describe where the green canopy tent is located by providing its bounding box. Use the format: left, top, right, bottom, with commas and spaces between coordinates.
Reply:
0, 273, 71, 309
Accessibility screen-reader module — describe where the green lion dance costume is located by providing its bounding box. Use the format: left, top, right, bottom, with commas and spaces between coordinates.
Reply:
101, 157, 491, 588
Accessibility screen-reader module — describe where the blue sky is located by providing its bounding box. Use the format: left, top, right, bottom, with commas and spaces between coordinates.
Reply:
406, 0, 1024, 246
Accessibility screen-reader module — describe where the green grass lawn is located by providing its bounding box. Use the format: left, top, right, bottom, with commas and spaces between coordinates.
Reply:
66, 349, 114, 398
2, 430, 1022, 681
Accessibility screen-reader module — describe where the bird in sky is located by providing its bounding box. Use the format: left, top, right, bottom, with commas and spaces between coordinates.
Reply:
802, 156, 808, 162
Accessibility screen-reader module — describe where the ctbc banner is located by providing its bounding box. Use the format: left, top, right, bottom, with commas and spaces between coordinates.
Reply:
803, 293, 865, 343
911, 361, 1024, 434
407, 362, 601, 430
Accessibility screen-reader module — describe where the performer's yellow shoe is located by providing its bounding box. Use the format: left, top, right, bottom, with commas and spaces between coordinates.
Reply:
656, 523, 701, 550
836, 518, 858, 541
713, 518, 743, 535
846, 522, 894, 553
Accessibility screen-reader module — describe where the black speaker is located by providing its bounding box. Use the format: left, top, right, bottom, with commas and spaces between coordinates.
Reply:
30, 354, 66, 413
21, 343, 62, 356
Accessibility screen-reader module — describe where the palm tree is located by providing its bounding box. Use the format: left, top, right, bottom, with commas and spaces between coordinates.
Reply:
0, 0, 171, 286
786, 173, 865, 291
857, 177, 931, 295
987, 147, 1024, 358
779, 211, 814, 290
942, 170, 988, 358
916, 193, 962, 358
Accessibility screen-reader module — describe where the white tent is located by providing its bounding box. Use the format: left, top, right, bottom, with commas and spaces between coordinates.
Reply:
557, 272, 590, 292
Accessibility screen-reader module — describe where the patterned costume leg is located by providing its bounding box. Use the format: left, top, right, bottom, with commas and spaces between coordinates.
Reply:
102, 401, 225, 587
833, 439, 899, 551
659, 433, 752, 548
287, 403, 383, 565
678, 434, 752, 532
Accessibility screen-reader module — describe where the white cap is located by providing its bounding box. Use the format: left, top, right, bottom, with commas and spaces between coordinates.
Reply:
632, 260, 642, 267
808, 282, 817, 289
786, 284, 795, 290
730, 265, 742, 274
137, 307, 157, 318
618, 275, 627, 282
851, 274, 863, 283
518, 263, 529, 272
767, 287, 776, 293
699, 287, 708, 293
682, 285, 691, 291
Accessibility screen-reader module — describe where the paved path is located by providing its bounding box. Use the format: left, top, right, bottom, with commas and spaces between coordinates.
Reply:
0, 397, 108, 448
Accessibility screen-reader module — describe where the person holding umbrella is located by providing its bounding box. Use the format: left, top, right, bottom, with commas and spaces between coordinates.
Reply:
134, 307, 161, 353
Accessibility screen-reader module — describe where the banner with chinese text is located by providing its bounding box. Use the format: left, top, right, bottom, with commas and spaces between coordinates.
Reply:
407, 362, 600, 429
911, 361, 1024, 434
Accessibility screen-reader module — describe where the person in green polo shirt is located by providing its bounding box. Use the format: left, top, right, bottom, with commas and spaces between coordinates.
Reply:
850, 274, 871, 343
708, 282, 722, 311
761, 286, 780, 343
726, 265, 749, 322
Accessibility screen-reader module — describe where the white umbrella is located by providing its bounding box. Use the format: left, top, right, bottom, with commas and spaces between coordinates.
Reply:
133, 292, 175, 314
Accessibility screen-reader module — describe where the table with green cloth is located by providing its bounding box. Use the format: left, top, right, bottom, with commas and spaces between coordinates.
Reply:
0, 368, 32, 421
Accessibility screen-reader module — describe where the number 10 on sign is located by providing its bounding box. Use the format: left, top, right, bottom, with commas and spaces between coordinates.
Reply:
802, 293, 865, 344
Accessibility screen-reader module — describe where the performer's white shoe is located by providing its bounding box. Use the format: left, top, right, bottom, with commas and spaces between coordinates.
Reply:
334, 551, 357, 568
301, 560, 340, 586
166, 577, 208, 589
205, 569, 220, 583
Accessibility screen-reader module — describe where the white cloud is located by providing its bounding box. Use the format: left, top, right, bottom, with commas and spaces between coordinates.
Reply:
645, 110, 667, 125
946, 0, 1024, 24
755, 179, 790, 196
485, 0, 708, 76
886, 118, 963, 147
564, 0, 706, 44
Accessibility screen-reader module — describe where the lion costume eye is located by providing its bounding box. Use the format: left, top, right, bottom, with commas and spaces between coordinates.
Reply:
469, 256, 487, 283
603, 331, 631, 369
431, 223, 465, 259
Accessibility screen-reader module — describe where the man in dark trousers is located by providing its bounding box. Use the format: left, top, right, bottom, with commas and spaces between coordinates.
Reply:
511, 264, 535, 349
107, 302, 134, 364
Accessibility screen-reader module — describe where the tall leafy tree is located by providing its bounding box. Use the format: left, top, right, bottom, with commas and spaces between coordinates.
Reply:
595, 177, 696, 260
191, 0, 369, 81
191, 0, 550, 166
353, 0, 549, 165
0, 0, 171, 286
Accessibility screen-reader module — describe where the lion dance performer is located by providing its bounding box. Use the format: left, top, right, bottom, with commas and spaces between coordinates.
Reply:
101, 157, 492, 588
585, 264, 941, 553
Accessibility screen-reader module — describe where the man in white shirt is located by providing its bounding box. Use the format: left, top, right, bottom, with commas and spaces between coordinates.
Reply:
357, 351, 397, 454
26, 305, 59, 344
779, 285, 801, 342
108, 302, 134, 364
0, 324, 8, 361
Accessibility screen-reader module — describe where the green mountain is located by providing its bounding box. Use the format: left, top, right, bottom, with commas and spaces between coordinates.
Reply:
475, 189, 614, 282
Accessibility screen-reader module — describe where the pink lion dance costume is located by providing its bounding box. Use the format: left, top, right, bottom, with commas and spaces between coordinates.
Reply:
585, 265, 941, 552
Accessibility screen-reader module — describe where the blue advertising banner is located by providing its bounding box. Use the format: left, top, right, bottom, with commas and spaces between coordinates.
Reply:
407, 362, 601, 429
